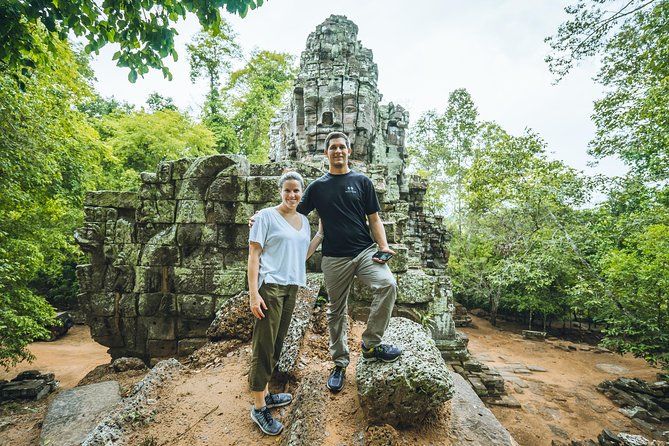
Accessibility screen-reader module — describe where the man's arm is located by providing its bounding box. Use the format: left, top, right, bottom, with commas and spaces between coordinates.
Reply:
367, 212, 395, 262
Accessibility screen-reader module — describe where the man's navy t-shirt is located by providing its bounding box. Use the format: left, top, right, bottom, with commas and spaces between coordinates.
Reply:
297, 171, 380, 257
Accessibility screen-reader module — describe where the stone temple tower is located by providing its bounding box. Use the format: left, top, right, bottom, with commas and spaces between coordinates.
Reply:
270, 15, 466, 359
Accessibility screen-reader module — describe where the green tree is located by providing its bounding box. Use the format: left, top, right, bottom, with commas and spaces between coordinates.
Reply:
0, 27, 109, 369
548, 0, 668, 180
226, 50, 296, 162
146, 92, 178, 112
0, 0, 264, 82
97, 109, 217, 190
186, 26, 242, 153
409, 88, 478, 221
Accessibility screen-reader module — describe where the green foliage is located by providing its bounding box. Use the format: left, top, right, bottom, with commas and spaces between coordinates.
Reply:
95, 109, 217, 190
0, 27, 108, 369
409, 88, 478, 217
146, 92, 178, 112
225, 50, 296, 162
0, 0, 264, 82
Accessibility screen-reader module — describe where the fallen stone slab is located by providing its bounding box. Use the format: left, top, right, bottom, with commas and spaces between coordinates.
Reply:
40, 381, 121, 446
276, 278, 320, 375
280, 371, 326, 446
522, 330, 546, 340
448, 373, 519, 445
82, 358, 184, 445
356, 317, 454, 427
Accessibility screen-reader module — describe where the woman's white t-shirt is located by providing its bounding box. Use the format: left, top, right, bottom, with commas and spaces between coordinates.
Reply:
248, 207, 310, 289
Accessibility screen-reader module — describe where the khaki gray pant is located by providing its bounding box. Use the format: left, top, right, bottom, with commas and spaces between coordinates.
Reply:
322, 245, 397, 367
249, 283, 298, 391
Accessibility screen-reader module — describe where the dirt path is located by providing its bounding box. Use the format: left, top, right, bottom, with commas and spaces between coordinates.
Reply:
1, 317, 664, 446
0, 325, 110, 389
460, 315, 661, 445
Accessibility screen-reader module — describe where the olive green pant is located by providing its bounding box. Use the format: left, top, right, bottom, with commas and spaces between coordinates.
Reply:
248, 283, 298, 392
322, 245, 397, 368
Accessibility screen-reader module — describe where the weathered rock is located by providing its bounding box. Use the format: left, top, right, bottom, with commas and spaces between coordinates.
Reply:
364, 424, 401, 446
111, 357, 147, 372
0, 370, 58, 401
356, 317, 454, 426
447, 373, 518, 445
276, 279, 320, 375
206, 291, 254, 341
40, 381, 121, 446
83, 359, 184, 446
280, 371, 326, 446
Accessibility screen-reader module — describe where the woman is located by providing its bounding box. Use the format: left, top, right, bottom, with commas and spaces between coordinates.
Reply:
247, 171, 322, 436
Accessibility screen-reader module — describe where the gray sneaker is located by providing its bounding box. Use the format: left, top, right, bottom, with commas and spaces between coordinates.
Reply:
265, 392, 293, 408
250, 406, 284, 436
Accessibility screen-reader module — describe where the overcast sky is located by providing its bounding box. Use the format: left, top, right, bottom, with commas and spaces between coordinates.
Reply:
89, 0, 625, 176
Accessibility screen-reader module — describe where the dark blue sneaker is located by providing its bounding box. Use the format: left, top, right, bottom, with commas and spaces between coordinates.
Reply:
326, 365, 346, 392
265, 392, 292, 408
250, 406, 283, 435
361, 343, 402, 362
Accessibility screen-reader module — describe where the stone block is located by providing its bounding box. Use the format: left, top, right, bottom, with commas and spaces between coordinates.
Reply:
177, 294, 214, 319
176, 176, 214, 200
137, 223, 172, 244
250, 161, 323, 178
206, 175, 247, 202
89, 316, 124, 347
137, 199, 176, 224
396, 269, 435, 303
247, 176, 280, 203
40, 381, 121, 446
177, 320, 212, 338
183, 154, 242, 179
76, 264, 106, 293
104, 264, 135, 293
172, 267, 206, 294
175, 223, 204, 246
175, 200, 206, 223
134, 267, 169, 292
118, 293, 138, 317
177, 338, 208, 357
139, 181, 175, 200
206, 201, 255, 225
84, 191, 139, 208
171, 158, 195, 179
209, 270, 247, 296
142, 317, 176, 340
181, 246, 226, 268
147, 340, 177, 357
217, 224, 250, 249
224, 249, 248, 270
388, 244, 408, 273
138, 293, 177, 316
84, 206, 117, 223
89, 292, 116, 317
356, 318, 454, 426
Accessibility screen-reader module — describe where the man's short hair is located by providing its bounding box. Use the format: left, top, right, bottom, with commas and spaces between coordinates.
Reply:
324, 131, 350, 149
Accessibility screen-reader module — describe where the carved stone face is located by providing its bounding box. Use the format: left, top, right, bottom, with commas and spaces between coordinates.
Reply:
300, 78, 378, 159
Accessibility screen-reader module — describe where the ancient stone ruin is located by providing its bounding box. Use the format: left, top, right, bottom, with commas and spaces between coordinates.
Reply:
75, 14, 466, 363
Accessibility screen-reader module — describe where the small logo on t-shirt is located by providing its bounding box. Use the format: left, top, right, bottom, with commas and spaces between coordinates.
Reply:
345, 186, 357, 194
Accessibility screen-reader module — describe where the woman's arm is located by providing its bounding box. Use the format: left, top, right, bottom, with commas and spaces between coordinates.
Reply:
247, 242, 266, 319
306, 219, 324, 260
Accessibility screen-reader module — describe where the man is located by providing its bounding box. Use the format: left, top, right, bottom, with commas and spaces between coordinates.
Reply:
297, 131, 401, 393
